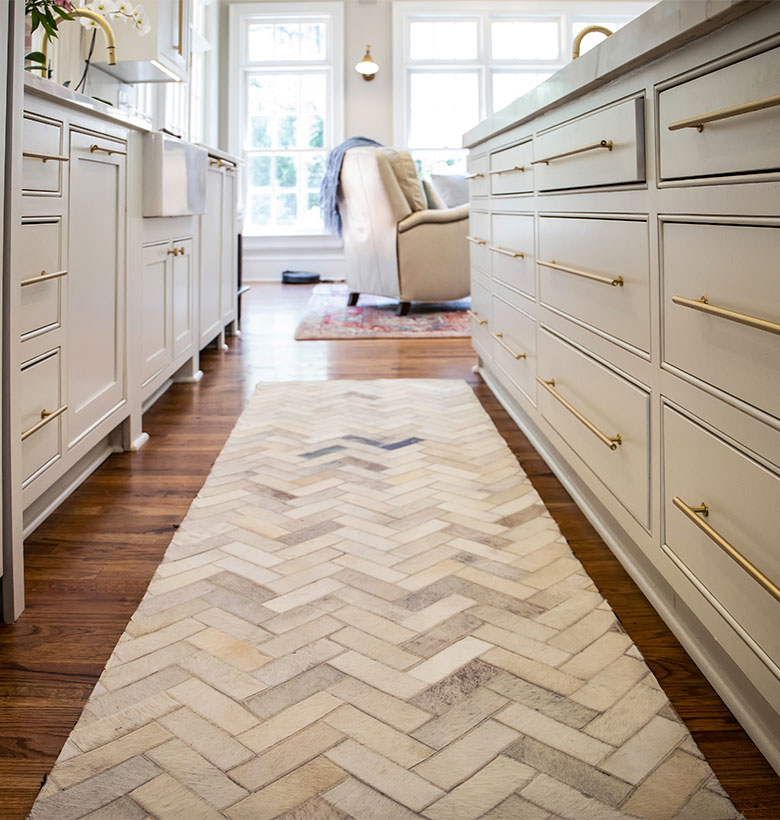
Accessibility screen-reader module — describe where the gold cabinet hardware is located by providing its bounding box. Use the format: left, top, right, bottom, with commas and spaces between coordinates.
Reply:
492, 332, 526, 359
178, 246, 186, 255
537, 377, 622, 450
538, 259, 624, 287
20, 269, 68, 287
467, 309, 488, 325
167, 247, 180, 256
464, 172, 485, 180
572, 25, 612, 59
489, 165, 525, 175
672, 295, 780, 337
89, 144, 127, 156
532, 139, 613, 166
672, 496, 780, 605
489, 245, 525, 259
21, 403, 67, 441
668, 92, 780, 133
209, 158, 225, 167
466, 236, 487, 245
22, 151, 69, 163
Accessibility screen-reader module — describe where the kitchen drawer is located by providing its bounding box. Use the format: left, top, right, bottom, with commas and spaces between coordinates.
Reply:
468, 210, 490, 273
538, 329, 650, 526
538, 216, 650, 352
490, 141, 533, 195
21, 348, 63, 486
470, 276, 492, 358
491, 295, 537, 404
466, 154, 489, 197
491, 214, 535, 298
663, 221, 780, 419
658, 46, 780, 181
19, 217, 65, 340
533, 97, 645, 191
22, 112, 65, 195
663, 406, 780, 671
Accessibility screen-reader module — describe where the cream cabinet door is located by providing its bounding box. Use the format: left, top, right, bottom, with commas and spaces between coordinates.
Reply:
200, 165, 223, 347
221, 167, 236, 325
141, 241, 173, 385
67, 130, 126, 448
173, 238, 194, 358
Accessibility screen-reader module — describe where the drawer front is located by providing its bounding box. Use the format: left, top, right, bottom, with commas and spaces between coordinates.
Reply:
492, 296, 537, 403
21, 349, 63, 485
534, 97, 645, 190
664, 406, 780, 669
468, 210, 490, 273
19, 217, 65, 340
491, 214, 535, 298
538, 329, 650, 526
490, 141, 533, 195
23, 112, 65, 195
538, 216, 651, 352
663, 221, 780, 419
659, 46, 780, 181
466, 153, 489, 197
470, 276, 492, 357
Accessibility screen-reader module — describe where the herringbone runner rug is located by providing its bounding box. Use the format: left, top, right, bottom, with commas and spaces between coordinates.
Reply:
29, 380, 743, 820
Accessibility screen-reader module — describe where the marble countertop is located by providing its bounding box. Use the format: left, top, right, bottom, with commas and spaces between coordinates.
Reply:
463, 0, 766, 148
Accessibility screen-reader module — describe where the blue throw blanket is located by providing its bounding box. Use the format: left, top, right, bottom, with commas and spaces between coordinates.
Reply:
320, 136, 382, 237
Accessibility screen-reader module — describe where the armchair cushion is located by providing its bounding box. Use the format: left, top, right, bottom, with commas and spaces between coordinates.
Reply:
397, 204, 470, 233
381, 148, 427, 212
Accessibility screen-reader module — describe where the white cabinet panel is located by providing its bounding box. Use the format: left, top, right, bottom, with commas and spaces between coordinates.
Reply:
491, 213, 535, 298
141, 242, 172, 385
21, 348, 63, 485
199, 165, 224, 347
221, 169, 236, 325
467, 210, 490, 273
22, 112, 64, 194
19, 217, 64, 340
173, 239, 194, 358
490, 141, 533, 195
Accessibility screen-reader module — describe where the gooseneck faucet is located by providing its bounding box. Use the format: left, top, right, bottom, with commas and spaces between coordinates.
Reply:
572, 25, 612, 60
39, 8, 117, 77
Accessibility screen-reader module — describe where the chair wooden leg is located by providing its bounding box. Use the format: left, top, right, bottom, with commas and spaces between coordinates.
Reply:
347, 292, 360, 306
397, 301, 411, 316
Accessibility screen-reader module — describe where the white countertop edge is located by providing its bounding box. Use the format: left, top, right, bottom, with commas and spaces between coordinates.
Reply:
462, 0, 767, 149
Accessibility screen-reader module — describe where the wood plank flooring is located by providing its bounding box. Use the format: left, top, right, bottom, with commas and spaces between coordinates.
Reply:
1, 283, 778, 819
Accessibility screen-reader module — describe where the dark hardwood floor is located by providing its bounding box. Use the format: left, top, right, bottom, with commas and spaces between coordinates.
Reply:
1, 283, 778, 819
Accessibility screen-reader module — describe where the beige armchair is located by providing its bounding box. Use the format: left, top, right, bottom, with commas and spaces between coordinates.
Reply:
339, 147, 470, 316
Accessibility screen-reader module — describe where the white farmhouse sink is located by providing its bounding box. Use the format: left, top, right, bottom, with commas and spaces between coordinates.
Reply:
143, 132, 207, 217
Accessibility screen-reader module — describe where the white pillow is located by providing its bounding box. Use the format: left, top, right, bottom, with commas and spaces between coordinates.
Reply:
381, 148, 427, 212
430, 173, 469, 207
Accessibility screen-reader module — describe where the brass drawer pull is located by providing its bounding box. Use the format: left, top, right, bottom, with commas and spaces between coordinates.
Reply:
672, 295, 780, 337
673, 496, 780, 605
464, 172, 485, 180
178, 246, 186, 255
167, 247, 180, 256
210, 158, 224, 167
532, 139, 613, 166
489, 165, 525, 175
22, 151, 69, 163
538, 259, 623, 287
20, 269, 68, 287
21, 403, 67, 441
89, 144, 127, 156
466, 236, 487, 245
489, 245, 525, 259
492, 332, 526, 359
668, 93, 780, 133
537, 377, 622, 450
467, 309, 488, 325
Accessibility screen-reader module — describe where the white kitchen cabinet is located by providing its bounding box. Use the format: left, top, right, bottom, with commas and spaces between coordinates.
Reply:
172, 238, 195, 358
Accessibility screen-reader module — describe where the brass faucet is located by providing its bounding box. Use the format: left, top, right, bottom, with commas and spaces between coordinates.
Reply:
572, 25, 612, 59
39, 8, 116, 77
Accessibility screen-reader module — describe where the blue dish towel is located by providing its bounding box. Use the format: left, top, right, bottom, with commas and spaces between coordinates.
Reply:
320, 136, 382, 237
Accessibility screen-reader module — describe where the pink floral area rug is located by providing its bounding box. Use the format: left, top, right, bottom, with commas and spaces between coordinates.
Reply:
294, 284, 471, 340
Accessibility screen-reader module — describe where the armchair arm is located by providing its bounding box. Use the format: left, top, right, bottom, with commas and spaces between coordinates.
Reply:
397, 203, 470, 234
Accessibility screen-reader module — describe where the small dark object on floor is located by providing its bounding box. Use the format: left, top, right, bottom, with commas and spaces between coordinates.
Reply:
283, 270, 321, 284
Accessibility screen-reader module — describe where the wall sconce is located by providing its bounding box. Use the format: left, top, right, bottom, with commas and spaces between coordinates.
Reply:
355, 45, 379, 81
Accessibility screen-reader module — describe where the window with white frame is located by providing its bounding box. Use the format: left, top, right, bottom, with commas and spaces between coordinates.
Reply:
189, 0, 216, 146
229, 2, 344, 236
394, 2, 653, 177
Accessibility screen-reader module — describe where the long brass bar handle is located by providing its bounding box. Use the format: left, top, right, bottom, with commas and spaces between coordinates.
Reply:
532, 139, 613, 166
21, 403, 67, 441
538, 259, 623, 287
22, 151, 69, 163
464, 172, 485, 180
668, 93, 780, 133
20, 269, 68, 287
489, 165, 525, 175
537, 377, 622, 450
89, 144, 127, 156
466, 236, 487, 245
467, 309, 488, 325
209, 158, 224, 167
489, 245, 525, 259
492, 332, 526, 359
672, 295, 780, 337
672, 497, 780, 605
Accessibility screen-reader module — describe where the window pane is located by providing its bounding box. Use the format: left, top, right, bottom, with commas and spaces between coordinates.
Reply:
491, 21, 559, 60
572, 22, 624, 56
249, 192, 271, 228
249, 116, 271, 148
249, 155, 271, 187
247, 21, 326, 62
275, 156, 297, 188
276, 193, 297, 225
306, 154, 325, 188
409, 73, 479, 149
411, 149, 467, 180
247, 23, 274, 61
492, 72, 552, 111
410, 21, 477, 60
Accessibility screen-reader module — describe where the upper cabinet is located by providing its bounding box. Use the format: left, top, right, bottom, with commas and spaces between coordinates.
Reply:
97, 0, 191, 83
